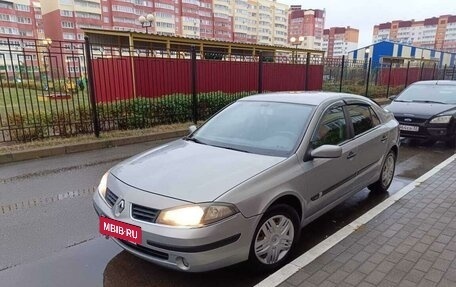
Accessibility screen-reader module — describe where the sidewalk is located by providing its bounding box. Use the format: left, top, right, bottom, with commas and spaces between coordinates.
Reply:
260, 154, 456, 287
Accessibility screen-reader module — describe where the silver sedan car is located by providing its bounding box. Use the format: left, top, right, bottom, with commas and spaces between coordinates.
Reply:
93, 92, 400, 272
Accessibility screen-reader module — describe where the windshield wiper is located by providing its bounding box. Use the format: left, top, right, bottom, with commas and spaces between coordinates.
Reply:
410, 100, 446, 104
393, 99, 412, 102
184, 136, 207, 145
214, 145, 251, 153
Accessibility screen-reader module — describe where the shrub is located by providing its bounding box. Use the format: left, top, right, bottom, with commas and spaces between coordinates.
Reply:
4, 91, 255, 142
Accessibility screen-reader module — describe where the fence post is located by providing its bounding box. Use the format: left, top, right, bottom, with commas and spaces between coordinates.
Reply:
339, 55, 345, 92
386, 62, 393, 98
432, 62, 437, 80
364, 58, 372, 97
83, 36, 100, 138
258, 51, 263, 94
305, 52, 310, 91
191, 46, 198, 124
404, 61, 410, 89
452, 65, 456, 81
442, 64, 447, 80
419, 62, 424, 80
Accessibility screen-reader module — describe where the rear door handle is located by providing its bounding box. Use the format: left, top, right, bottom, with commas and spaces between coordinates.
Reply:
347, 151, 357, 159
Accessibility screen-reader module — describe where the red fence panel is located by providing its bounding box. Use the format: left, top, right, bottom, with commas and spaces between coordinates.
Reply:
378, 67, 435, 87
263, 63, 323, 91
92, 58, 134, 103
197, 60, 258, 93
263, 63, 305, 91
308, 65, 324, 90
134, 57, 191, 97
92, 57, 324, 103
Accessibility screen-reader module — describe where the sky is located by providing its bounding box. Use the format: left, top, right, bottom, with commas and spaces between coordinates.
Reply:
280, 0, 456, 47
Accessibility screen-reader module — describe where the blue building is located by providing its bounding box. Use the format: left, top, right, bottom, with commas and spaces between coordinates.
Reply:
347, 41, 456, 68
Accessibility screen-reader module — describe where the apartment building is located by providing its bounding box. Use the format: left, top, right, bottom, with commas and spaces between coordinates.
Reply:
36, 0, 288, 45
373, 15, 456, 53
230, 0, 288, 45
40, 0, 103, 42
288, 6, 325, 50
322, 26, 359, 58
0, 0, 43, 39
0, 0, 43, 77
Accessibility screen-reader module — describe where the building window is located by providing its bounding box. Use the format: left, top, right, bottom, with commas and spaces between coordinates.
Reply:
14, 4, 30, 11
0, 14, 13, 22
154, 3, 174, 10
62, 21, 74, 28
74, 0, 100, 8
0, 2, 13, 9
63, 33, 76, 40
0, 27, 19, 35
61, 10, 73, 17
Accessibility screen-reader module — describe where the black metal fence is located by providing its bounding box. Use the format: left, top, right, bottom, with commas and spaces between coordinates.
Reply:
0, 36, 455, 143
0, 36, 326, 142
323, 56, 456, 99
0, 37, 91, 142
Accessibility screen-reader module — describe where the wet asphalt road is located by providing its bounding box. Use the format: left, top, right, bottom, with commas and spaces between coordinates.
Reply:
0, 138, 454, 287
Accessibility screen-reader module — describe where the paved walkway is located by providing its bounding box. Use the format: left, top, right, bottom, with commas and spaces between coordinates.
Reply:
280, 158, 456, 287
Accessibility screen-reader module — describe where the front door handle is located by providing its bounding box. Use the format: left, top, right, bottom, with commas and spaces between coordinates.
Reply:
347, 151, 357, 159
381, 134, 388, 143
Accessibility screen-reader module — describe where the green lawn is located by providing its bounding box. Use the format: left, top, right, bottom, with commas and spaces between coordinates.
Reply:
0, 87, 90, 124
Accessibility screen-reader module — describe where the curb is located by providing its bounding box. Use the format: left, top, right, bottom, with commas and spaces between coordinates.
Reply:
256, 153, 456, 287
0, 129, 188, 165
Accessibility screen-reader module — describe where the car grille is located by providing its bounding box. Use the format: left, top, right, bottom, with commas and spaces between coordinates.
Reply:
105, 188, 118, 207
131, 204, 160, 223
120, 239, 169, 260
395, 116, 427, 124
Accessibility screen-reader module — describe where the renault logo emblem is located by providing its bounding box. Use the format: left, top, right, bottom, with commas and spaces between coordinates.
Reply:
114, 199, 125, 217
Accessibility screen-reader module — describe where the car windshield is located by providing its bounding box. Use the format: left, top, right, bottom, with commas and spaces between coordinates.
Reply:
190, 101, 315, 157
395, 84, 456, 104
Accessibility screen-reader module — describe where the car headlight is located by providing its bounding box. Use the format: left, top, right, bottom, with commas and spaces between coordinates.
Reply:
430, 115, 452, 124
156, 203, 238, 227
98, 171, 109, 198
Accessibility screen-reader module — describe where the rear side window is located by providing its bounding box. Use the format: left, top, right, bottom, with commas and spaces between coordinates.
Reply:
347, 105, 379, 136
311, 106, 347, 149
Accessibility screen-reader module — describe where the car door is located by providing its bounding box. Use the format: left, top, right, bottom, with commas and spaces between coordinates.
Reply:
346, 103, 390, 190
299, 103, 359, 216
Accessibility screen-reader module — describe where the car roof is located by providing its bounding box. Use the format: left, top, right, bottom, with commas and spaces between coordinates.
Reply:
239, 91, 372, 106
413, 80, 456, 86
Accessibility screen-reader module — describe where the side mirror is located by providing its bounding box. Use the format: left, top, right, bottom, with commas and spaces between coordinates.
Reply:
388, 95, 397, 101
311, 145, 342, 159
188, 125, 197, 134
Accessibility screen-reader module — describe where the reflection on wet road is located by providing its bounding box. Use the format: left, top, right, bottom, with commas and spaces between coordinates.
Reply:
0, 139, 453, 287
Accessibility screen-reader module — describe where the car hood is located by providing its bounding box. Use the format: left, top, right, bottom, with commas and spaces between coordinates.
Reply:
111, 139, 285, 203
386, 101, 456, 120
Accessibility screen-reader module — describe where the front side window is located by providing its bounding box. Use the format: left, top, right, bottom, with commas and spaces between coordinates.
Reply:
348, 105, 376, 136
311, 106, 347, 149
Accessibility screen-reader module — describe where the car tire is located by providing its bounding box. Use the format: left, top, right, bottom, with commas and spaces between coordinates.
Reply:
368, 149, 396, 193
248, 204, 300, 272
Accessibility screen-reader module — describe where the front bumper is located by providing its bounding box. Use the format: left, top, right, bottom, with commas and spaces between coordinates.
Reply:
398, 122, 455, 140
92, 178, 260, 272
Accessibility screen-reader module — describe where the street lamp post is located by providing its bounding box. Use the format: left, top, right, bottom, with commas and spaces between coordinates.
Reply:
290, 36, 304, 63
42, 38, 52, 90
138, 14, 154, 34
364, 47, 370, 69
